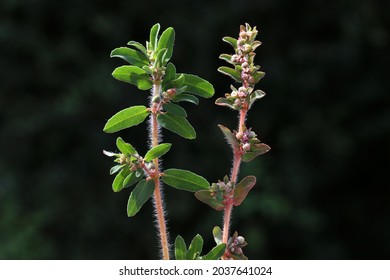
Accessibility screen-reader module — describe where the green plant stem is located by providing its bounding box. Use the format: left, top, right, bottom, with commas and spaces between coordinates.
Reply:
222, 108, 247, 245
150, 81, 170, 260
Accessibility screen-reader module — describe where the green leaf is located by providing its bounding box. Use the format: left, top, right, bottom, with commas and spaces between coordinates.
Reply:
218, 124, 239, 150
186, 234, 203, 260
110, 47, 148, 67
112, 65, 153, 90
157, 113, 196, 139
233, 175, 256, 206
123, 171, 143, 188
249, 89, 266, 108
242, 143, 271, 162
252, 71, 265, 84
163, 62, 176, 85
194, 190, 225, 211
174, 235, 187, 260
173, 74, 185, 88
222, 36, 237, 49
157, 27, 175, 64
144, 143, 172, 162
149, 23, 160, 51
215, 97, 236, 110
110, 164, 125, 175
127, 40, 148, 56
177, 74, 214, 98
163, 103, 187, 117
116, 137, 137, 155
219, 54, 234, 65
154, 48, 167, 68
203, 244, 226, 260
213, 226, 223, 245
113, 168, 130, 192
172, 93, 199, 105
218, 66, 241, 83
162, 169, 209, 192
127, 179, 155, 217
103, 105, 149, 133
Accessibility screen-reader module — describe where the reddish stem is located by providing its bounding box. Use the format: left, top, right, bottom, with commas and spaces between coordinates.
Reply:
222, 108, 247, 245
150, 81, 170, 260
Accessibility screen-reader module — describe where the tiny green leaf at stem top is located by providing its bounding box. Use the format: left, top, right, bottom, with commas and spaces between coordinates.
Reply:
103, 105, 149, 133
157, 27, 175, 65
110, 47, 149, 67
162, 169, 209, 192
144, 143, 172, 162
127, 179, 155, 217
149, 23, 160, 51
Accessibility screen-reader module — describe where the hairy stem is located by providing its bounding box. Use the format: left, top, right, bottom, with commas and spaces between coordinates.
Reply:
150, 81, 170, 260
222, 108, 248, 244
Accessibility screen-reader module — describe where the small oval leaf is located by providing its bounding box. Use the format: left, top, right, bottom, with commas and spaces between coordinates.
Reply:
215, 97, 237, 110
222, 36, 237, 49
123, 170, 143, 188
112, 66, 153, 90
242, 143, 271, 162
157, 113, 196, 139
213, 226, 223, 245
186, 234, 203, 260
174, 235, 187, 260
177, 74, 214, 98
113, 168, 130, 192
172, 93, 199, 105
233, 175, 257, 206
195, 190, 225, 211
162, 169, 209, 192
103, 106, 149, 133
163, 103, 187, 117
218, 66, 241, 83
127, 179, 155, 217
149, 23, 160, 51
110, 164, 125, 175
144, 143, 172, 162
116, 137, 137, 155
203, 244, 226, 260
110, 47, 148, 67
157, 27, 175, 64
218, 124, 239, 150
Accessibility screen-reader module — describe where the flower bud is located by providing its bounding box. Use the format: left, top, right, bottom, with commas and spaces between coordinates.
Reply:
243, 44, 252, 53
239, 31, 248, 39
237, 38, 245, 46
166, 88, 176, 95
243, 143, 251, 151
236, 131, 243, 140
236, 236, 245, 244
119, 154, 127, 164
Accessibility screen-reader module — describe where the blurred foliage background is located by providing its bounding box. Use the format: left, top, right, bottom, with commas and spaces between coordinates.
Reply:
1, 0, 389, 259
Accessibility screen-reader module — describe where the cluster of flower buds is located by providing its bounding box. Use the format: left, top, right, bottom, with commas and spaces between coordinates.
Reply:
225, 231, 248, 259
210, 175, 234, 201
231, 24, 262, 88
235, 126, 258, 153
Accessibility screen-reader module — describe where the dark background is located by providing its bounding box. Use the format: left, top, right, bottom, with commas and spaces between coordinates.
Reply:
1, 0, 389, 259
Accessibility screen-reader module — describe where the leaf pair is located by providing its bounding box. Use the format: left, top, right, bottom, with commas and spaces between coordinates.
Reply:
195, 176, 256, 211
174, 234, 226, 260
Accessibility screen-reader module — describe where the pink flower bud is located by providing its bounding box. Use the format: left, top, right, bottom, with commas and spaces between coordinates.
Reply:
236, 131, 243, 140
243, 143, 251, 151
